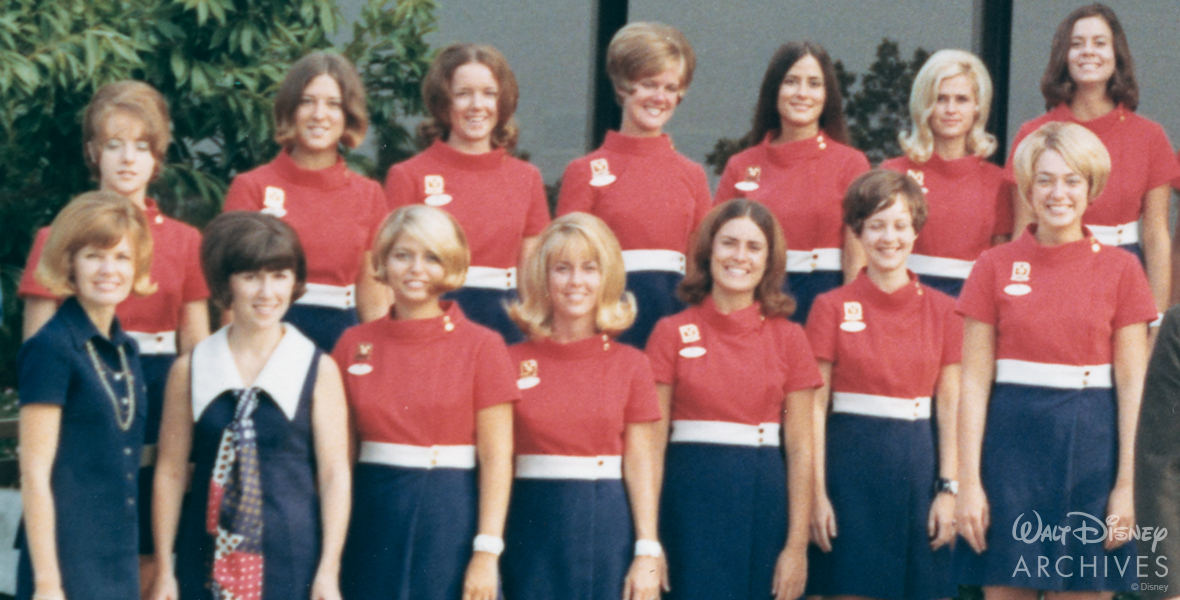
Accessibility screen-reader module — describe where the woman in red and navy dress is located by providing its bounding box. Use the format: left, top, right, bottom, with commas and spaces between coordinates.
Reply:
385, 44, 549, 344
503, 213, 663, 600
956, 123, 1154, 595
882, 50, 1013, 297
717, 41, 870, 324
17, 81, 210, 589
556, 23, 711, 349
223, 52, 388, 351
333, 205, 518, 600
1006, 4, 1179, 319
805, 170, 960, 600
647, 199, 820, 600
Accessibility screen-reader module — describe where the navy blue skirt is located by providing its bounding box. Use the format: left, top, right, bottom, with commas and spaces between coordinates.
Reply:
661, 443, 787, 600
138, 351, 177, 554
502, 478, 633, 600
341, 464, 477, 600
284, 304, 358, 352
618, 270, 685, 350
786, 270, 842, 325
955, 383, 1137, 591
807, 413, 953, 600
916, 274, 964, 298
443, 287, 523, 345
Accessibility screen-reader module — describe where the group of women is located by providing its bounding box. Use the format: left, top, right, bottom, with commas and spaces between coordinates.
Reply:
14, 3, 1180, 600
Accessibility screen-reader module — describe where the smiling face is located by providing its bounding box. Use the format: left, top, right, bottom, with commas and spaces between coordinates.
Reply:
710, 217, 768, 306
229, 268, 295, 329
96, 112, 155, 206
618, 60, 685, 137
859, 198, 917, 277
1029, 149, 1090, 238
447, 62, 499, 153
384, 234, 447, 318
777, 53, 825, 137
292, 74, 345, 158
929, 73, 978, 143
72, 235, 136, 310
1068, 16, 1116, 89
547, 239, 602, 333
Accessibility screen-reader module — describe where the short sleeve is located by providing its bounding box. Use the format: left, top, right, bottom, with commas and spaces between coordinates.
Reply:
940, 300, 964, 366
689, 164, 712, 232
956, 251, 998, 324
555, 160, 593, 217
804, 293, 838, 362
991, 179, 1016, 238
18, 227, 55, 300
644, 317, 678, 384
522, 166, 551, 237
364, 180, 389, 249
842, 150, 872, 189
180, 226, 210, 302
383, 162, 416, 211
1173, 151, 1180, 191
1111, 256, 1159, 329
1145, 124, 1180, 191
714, 157, 743, 204
18, 334, 72, 406
623, 355, 661, 423
778, 323, 824, 394
472, 334, 521, 410
222, 175, 261, 212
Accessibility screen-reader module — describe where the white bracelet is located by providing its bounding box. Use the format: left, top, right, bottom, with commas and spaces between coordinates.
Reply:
634, 539, 662, 558
473, 534, 504, 556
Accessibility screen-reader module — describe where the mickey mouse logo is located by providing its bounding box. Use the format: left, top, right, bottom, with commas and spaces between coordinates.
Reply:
1004, 261, 1032, 296
906, 169, 929, 194
347, 343, 374, 375
261, 186, 287, 218
424, 175, 453, 206
735, 165, 761, 192
517, 359, 540, 390
590, 158, 616, 187
840, 302, 866, 332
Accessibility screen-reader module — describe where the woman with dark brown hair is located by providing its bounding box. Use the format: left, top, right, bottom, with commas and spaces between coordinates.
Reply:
384, 43, 550, 345
223, 52, 389, 352
1005, 3, 1179, 323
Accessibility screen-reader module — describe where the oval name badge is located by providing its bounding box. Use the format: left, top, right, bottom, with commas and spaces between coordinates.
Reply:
348, 363, 373, 376
735, 181, 759, 192
679, 346, 707, 358
590, 174, 616, 187
839, 321, 866, 332
425, 194, 453, 207
1004, 283, 1031, 296
517, 376, 540, 390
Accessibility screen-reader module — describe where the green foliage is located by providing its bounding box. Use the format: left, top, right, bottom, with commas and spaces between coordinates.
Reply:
0, 0, 437, 387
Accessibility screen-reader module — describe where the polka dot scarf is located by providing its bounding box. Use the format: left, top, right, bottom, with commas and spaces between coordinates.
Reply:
205, 387, 264, 600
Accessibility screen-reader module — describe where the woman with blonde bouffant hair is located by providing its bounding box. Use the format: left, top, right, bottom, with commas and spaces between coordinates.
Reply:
503, 213, 664, 600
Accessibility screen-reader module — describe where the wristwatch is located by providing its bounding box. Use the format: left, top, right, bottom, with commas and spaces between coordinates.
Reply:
935, 477, 958, 495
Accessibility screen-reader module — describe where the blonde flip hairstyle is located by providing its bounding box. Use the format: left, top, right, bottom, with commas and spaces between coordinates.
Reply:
371, 205, 470, 294
36, 191, 156, 297
1012, 121, 1111, 206
898, 49, 997, 164
509, 212, 636, 339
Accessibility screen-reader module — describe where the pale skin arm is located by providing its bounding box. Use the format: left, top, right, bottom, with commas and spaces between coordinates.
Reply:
621, 422, 661, 600
955, 318, 995, 554
650, 384, 674, 592
177, 300, 211, 355
1140, 184, 1171, 313
1105, 322, 1148, 551
150, 356, 194, 600
20, 404, 65, 600
22, 297, 56, 341
773, 387, 814, 600
356, 251, 390, 323
462, 403, 514, 600
309, 356, 351, 600
810, 362, 836, 552
928, 364, 960, 550
841, 227, 865, 284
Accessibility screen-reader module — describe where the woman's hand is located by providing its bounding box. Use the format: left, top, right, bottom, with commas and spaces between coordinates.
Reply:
622, 555, 660, 600
1104, 481, 1135, 551
771, 545, 806, 600
461, 552, 499, 600
955, 481, 989, 554
148, 572, 178, 600
656, 553, 671, 594
809, 492, 837, 552
309, 572, 342, 600
927, 492, 956, 550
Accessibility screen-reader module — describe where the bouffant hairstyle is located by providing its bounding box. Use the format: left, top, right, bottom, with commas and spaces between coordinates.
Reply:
371, 205, 470, 294
421, 44, 520, 151
744, 41, 850, 147
1012, 122, 1111, 206
898, 49, 997, 163
606, 22, 696, 104
509, 213, 636, 339
843, 170, 929, 235
273, 52, 369, 150
82, 80, 171, 181
201, 211, 307, 309
678, 199, 794, 319
36, 191, 156, 297
1040, 3, 1138, 110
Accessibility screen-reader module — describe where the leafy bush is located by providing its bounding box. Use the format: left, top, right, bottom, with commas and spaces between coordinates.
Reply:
0, 0, 438, 387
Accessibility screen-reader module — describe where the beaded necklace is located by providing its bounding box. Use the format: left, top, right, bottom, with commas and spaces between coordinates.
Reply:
85, 340, 136, 431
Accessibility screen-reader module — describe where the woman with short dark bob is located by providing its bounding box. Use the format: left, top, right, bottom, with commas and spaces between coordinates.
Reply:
502, 213, 662, 600
17, 191, 154, 600
717, 42, 871, 324
805, 170, 960, 600
151, 211, 351, 600
223, 52, 389, 351
881, 49, 1013, 297
334, 205, 517, 600
556, 23, 712, 349
647, 199, 820, 600
384, 43, 550, 344
1006, 3, 1178, 318
956, 122, 1154, 595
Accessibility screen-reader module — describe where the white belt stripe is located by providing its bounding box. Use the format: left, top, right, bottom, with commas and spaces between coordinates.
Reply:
358, 441, 477, 469
514, 454, 622, 480
995, 359, 1112, 389
669, 420, 780, 447
127, 330, 177, 355
296, 282, 357, 309
786, 248, 841, 273
465, 266, 517, 290
622, 250, 686, 275
1089, 221, 1139, 247
831, 392, 932, 421
906, 254, 974, 280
